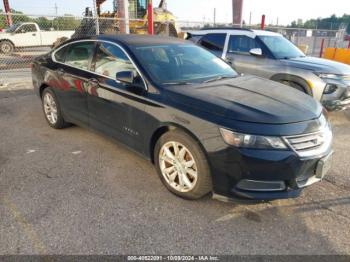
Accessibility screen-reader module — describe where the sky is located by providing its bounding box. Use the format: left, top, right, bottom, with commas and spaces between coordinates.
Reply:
3, 0, 350, 25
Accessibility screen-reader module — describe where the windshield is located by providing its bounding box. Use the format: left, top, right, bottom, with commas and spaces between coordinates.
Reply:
258, 35, 305, 59
5, 23, 21, 33
132, 44, 238, 85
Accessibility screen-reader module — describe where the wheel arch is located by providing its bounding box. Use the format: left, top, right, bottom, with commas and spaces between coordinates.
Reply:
39, 83, 50, 98
270, 73, 313, 96
149, 123, 208, 164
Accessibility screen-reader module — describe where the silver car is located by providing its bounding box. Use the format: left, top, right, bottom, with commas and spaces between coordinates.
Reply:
188, 28, 350, 111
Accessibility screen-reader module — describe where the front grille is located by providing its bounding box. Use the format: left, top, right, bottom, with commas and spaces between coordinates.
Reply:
283, 124, 333, 158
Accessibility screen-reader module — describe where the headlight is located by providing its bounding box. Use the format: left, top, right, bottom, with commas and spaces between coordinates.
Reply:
315, 73, 343, 80
219, 128, 287, 150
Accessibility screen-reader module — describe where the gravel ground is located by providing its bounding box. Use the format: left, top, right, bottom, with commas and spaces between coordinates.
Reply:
0, 78, 349, 255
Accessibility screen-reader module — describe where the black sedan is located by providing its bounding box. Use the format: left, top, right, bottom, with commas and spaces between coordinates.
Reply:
32, 34, 333, 200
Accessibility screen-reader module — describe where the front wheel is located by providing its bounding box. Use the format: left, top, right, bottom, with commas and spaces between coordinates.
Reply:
154, 130, 212, 200
0, 40, 14, 54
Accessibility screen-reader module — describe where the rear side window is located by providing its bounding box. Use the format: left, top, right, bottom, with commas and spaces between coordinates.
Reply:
199, 33, 226, 52
65, 42, 95, 70
54, 46, 68, 63
228, 35, 260, 54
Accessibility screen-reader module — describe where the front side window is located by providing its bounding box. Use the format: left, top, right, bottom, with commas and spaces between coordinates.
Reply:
65, 42, 95, 70
93, 42, 136, 78
228, 35, 260, 54
199, 33, 226, 52
17, 24, 37, 33
133, 44, 237, 85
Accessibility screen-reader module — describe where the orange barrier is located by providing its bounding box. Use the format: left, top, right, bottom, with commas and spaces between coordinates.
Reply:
323, 48, 350, 65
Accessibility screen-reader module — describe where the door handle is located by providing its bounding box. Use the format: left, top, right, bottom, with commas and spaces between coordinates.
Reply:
225, 57, 234, 64
88, 78, 99, 87
57, 68, 65, 76
32, 33, 36, 36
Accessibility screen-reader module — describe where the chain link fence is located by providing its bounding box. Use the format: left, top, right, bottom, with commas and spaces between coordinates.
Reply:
0, 12, 349, 79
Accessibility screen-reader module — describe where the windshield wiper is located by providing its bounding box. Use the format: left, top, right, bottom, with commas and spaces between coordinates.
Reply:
162, 81, 194, 85
203, 76, 235, 83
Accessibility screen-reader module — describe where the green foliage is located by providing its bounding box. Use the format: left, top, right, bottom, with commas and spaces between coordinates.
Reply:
0, 9, 80, 30
289, 14, 350, 33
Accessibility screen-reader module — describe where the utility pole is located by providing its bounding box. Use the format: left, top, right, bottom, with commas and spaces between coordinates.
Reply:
213, 8, 216, 26
249, 11, 252, 25
93, 0, 99, 35
54, 3, 58, 15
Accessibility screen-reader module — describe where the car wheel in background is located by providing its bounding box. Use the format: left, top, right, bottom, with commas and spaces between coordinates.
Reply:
0, 40, 14, 54
42, 87, 69, 129
154, 130, 212, 199
280, 80, 307, 93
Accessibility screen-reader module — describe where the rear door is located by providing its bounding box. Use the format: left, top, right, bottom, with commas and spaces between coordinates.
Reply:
197, 33, 227, 58
53, 41, 95, 125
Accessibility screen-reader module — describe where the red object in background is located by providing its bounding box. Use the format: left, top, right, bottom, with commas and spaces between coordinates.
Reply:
232, 0, 243, 25
261, 15, 265, 30
320, 38, 325, 58
148, 1, 154, 35
3, 0, 13, 26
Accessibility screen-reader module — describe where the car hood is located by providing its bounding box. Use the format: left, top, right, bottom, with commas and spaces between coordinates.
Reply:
281, 56, 350, 75
165, 75, 322, 124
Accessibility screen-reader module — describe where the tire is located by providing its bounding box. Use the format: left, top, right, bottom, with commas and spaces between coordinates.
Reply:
41, 87, 69, 129
280, 80, 306, 93
0, 40, 14, 54
154, 129, 212, 200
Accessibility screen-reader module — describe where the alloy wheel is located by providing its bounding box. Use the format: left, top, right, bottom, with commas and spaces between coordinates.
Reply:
43, 93, 58, 125
159, 141, 198, 192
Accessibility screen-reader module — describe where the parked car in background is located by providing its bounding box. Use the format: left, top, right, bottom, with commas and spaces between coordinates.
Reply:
32, 35, 333, 201
0, 22, 74, 54
187, 28, 350, 111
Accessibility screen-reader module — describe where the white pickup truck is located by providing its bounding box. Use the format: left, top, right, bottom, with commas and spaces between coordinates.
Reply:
0, 22, 74, 54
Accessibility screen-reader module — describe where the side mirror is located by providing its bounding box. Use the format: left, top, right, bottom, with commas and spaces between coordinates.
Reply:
116, 71, 146, 95
249, 48, 263, 57
116, 71, 134, 85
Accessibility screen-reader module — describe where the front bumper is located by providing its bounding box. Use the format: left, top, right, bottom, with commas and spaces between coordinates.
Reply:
321, 82, 350, 111
209, 146, 332, 201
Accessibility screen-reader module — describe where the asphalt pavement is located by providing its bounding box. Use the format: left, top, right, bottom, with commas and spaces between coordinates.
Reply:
0, 74, 349, 255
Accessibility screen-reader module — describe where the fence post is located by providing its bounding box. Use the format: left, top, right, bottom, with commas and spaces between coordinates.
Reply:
260, 15, 265, 30
93, 0, 100, 35
148, 0, 154, 35
319, 38, 325, 58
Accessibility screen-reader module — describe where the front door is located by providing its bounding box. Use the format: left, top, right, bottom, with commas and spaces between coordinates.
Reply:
87, 41, 147, 153
13, 24, 41, 47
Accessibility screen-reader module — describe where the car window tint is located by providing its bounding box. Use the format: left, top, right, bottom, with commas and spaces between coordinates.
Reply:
54, 46, 68, 63
93, 42, 136, 78
199, 33, 226, 51
65, 42, 95, 70
228, 35, 260, 53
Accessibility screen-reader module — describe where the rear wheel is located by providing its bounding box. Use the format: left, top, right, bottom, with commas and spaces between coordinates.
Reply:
42, 88, 69, 129
0, 40, 14, 54
154, 130, 212, 199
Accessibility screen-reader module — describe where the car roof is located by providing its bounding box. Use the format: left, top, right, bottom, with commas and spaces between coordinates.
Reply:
189, 28, 281, 37
66, 34, 190, 47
